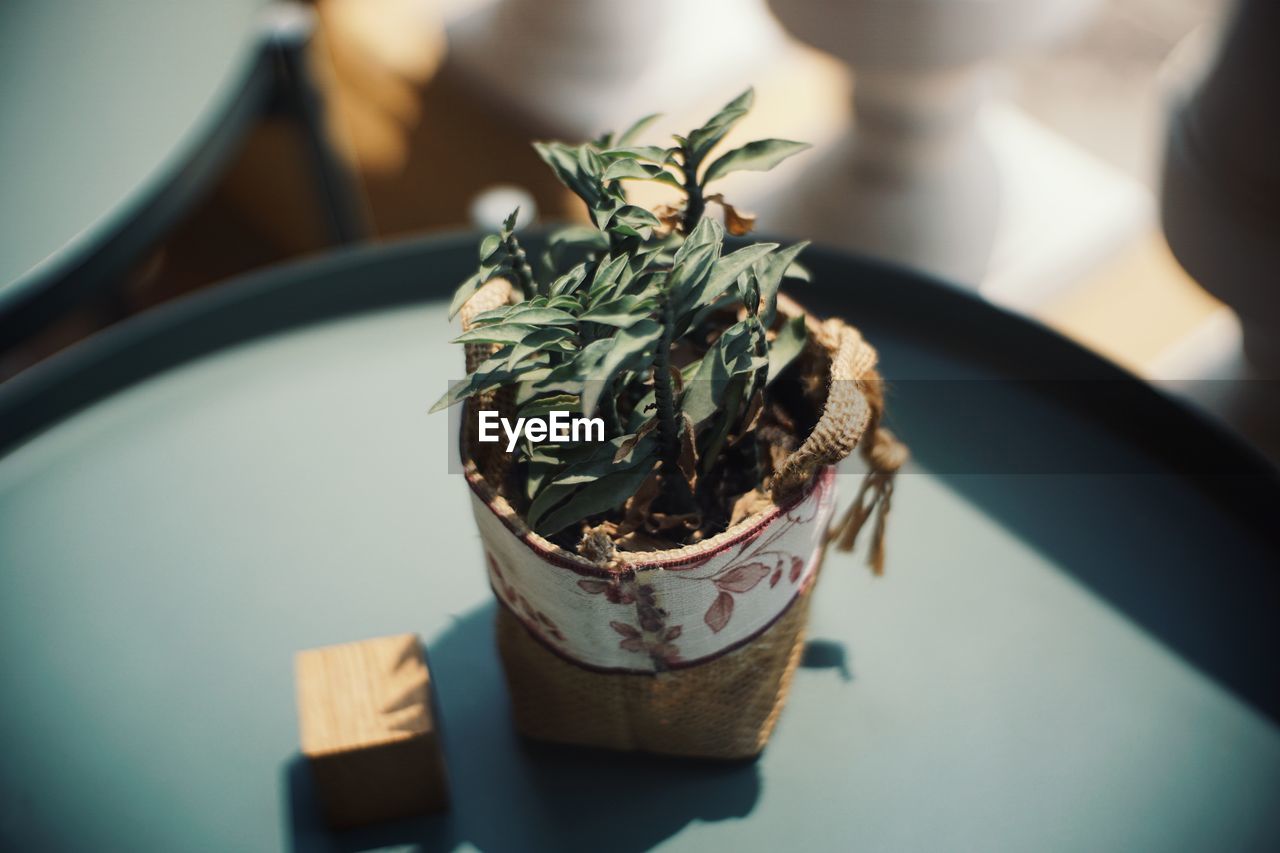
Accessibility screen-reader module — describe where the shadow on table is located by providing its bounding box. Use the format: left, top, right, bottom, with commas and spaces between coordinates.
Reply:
285, 601, 762, 853
800, 638, 853, 681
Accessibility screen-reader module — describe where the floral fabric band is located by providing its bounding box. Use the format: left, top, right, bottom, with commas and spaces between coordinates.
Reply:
471, 467, 837, 673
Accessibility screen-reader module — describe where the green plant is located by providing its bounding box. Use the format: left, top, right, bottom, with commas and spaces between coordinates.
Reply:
433, 89, 814, 546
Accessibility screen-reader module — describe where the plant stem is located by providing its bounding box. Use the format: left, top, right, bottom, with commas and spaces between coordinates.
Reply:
653, 292, 681, 474
505, 233, 537, 298
653, 290, 699, 516
680, 151, 705, 233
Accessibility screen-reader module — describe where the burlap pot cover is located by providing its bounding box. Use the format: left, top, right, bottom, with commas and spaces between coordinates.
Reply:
457, 281, 899, 759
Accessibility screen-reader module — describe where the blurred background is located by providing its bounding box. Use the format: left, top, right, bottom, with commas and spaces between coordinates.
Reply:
1, 0, 1275, 454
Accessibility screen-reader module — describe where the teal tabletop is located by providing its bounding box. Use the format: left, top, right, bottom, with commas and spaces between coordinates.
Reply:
0, 0, 265, 301
1, 236, 1277, 852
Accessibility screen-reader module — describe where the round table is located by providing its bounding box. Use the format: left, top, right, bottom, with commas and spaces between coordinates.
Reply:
0, 0, 267, 337
1, 235, 1278, 851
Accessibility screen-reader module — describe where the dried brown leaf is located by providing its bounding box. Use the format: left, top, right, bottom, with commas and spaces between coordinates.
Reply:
707, 193, 757, 236
614, 529, 676, 551
619, 470, 662, 534
677, 414, 699, 492
614, 418, 658, 464
729, 488, 773, 526
648, 511, 701, 534
652, 203, 684, 238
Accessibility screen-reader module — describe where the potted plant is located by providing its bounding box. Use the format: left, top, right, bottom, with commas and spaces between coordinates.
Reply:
433, 90, 906, 759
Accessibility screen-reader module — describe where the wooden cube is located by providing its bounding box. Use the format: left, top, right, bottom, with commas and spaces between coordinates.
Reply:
295, 633, 449, 828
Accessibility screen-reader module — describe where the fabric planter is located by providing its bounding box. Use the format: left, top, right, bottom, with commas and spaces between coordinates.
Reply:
458, 281, 901, 759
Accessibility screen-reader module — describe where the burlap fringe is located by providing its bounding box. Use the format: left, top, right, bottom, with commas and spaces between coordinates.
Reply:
827, 427, 909, 575
768, 303, 909, 575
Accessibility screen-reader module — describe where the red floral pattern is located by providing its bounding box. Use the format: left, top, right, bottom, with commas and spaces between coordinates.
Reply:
705, 591, 734, 633
471, 468, 837, 672
488, 553, 565, 642
610, 620, 683, 667
670, 510, 816, 634
576, 575, 637, 604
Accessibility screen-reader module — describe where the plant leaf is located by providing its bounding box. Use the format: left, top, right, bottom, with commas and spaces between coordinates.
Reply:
601, 145, 676, 164
601, 158, 684, 189
680, 319, 757, 425
686, 89, 755, 162
518, 394, 580, 421
606, 205, 662, 241
754, 241, 809, 327
767, 315, 808, 384
479, 233, 502, 263
472, 306, 579, 328
711, 195, 757, 236
527, 338, 613, 397
580, 294, 656, 328
453, 322, 568, 345
679, 242, 777, 328
429, 354, 548, 412
579, 319, 663, 416
681, 344, 731, 426
530, 459, 657, 535
678, 413, 699, 491
704, 139, 811, 183
702, 243, 777, 302
547, 263, 589, 298
699, 372, 747, 474
671, 216, 723, 267
614, 418, 658, 463
533, 141, 609, 210
590, 253, 629, 300
544, 226, 609, 273
617, 113, 662, 146
665, 217, 723, 307
448, 268, 501, 318
501, 208, 520, 233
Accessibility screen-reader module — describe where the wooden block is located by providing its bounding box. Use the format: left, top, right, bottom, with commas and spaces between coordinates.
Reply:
295, 633, 449, 828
